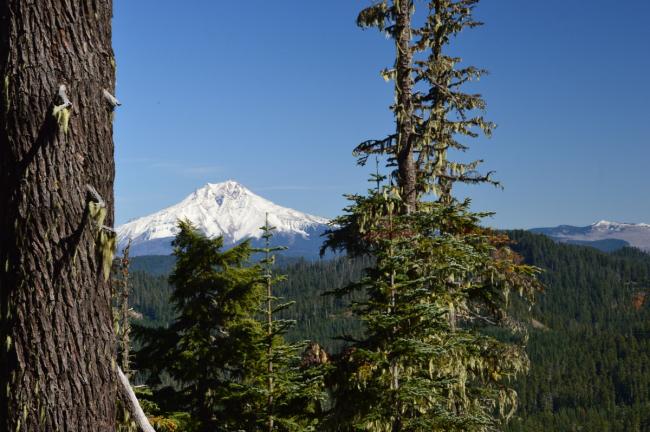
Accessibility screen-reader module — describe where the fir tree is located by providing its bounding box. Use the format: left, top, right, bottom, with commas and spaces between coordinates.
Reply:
355, 0, 498, 207
114, 239, 133, 375
135, 219, 327, 431
324, 187, 540, 431
134, 220, 266, 431
322, 1, 542, 430
357, 0, 418, 211
253, 215, 327, 431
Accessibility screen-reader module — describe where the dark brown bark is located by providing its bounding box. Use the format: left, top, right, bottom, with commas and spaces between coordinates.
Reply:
394, 0, 417, 213
0, 1, 117, 431
119, 241, 131, 375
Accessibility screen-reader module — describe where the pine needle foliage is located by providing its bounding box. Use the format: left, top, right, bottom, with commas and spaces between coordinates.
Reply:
354, 0, 499, 206
323, 186, 540, 431
323, 2, 541, 428
134, 219, 267, 431
134, 219, 327, 431
252, 216, 328, 431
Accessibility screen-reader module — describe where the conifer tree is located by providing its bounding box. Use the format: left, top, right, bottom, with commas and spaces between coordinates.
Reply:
355, 0, 497, 207
357, 0, 417, 211
134, 220, 266, 431
135, 219, 326, 431
0, 1, 118, 429
322, 1, 542, 430
253, 215, 327, 431
324, 186, 540, 431
411, 0, 498, 203
115, 240, 133, 375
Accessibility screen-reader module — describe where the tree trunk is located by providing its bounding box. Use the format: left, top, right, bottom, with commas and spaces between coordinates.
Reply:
0, 1, 117, 431
394, 0, 417, 213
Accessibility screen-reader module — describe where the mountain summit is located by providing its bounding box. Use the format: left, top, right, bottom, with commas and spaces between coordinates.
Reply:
117, 180, 330, 256
531, 220, 650, 251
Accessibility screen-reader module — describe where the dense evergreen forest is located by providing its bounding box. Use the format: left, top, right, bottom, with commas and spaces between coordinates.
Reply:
128, 232, 650, 431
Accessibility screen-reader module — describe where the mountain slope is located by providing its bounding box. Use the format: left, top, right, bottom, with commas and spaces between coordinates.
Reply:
531, 220, 650, 251
117, 180, 330, 256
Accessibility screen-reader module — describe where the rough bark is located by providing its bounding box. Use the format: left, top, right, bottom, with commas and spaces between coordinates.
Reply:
394, 0, 417, 213
0, 1, 117, 431
120, 241, 131, 374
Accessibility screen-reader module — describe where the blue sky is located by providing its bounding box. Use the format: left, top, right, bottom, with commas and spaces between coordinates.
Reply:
113, 0, 650, 228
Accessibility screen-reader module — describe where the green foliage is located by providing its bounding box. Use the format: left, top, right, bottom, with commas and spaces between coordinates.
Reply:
125, 233, 650, 430
133, 387, 198, 432
505, 232, 650, 432
129, 255, 370, 353
355, 0, 498, 204
250, 217, 328, 431
326, 3, 541, 427
134, 219, 267, 431
134, 219, 327, 431
322, 187, 540, 431
130, 255, 177, 276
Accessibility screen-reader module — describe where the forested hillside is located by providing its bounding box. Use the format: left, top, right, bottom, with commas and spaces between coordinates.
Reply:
129, 255, 369, 352
506, 231, 650, 431
128, 232, 650, 431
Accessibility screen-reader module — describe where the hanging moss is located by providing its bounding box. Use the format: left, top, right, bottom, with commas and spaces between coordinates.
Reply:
3, 74, 9, 111
52, 105, 71, 134
88, 201, 107, 229
98, 229, 116, 282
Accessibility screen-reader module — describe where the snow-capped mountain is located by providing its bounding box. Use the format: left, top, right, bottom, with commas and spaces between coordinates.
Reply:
531, 220, 650, 251
117, 180, 331, 257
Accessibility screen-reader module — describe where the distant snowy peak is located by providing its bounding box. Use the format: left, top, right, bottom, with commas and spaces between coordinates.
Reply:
591, 220, 650, 230
117, 180, 330, 256
531, 220, 650, 252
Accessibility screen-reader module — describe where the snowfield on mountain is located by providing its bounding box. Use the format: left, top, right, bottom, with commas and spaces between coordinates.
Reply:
117, 180, 330, 256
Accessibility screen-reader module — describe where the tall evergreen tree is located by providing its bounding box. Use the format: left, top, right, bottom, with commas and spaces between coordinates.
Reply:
0, 1, 118, 430
135, 220, 266, 431
254, 215, 327, 431
355, 0, 497, 207
322, 1, 542, 430
114, 240, 133, 375
324, 187, 540, 431
412, 0, 498, 202
357, 0, 418, 211
135, 219, 326, 431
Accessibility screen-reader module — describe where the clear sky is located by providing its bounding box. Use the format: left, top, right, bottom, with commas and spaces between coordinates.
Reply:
113, 0, 650, 228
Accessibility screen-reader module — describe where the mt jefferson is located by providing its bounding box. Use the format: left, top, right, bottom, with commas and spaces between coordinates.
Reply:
117, 180, 330, 257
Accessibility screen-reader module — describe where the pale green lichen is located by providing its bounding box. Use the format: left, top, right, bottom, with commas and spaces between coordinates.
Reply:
52, 105, 71, 134
88, 201, 107, 228
99, 229, 116, 281
88, 200, 115, 280
3, 74, 9, 111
